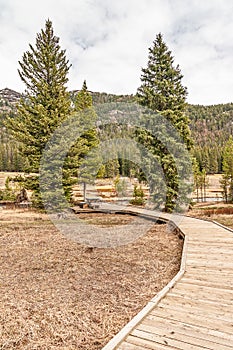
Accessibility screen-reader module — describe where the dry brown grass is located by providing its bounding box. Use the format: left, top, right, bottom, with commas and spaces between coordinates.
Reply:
0, 209, 183, 350
188, 204, 233, 229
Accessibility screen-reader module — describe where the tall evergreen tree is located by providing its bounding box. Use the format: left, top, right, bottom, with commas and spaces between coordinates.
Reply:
6, 19, 71, 206
66, 81, 99, 201
137, 33, 192, 148
136, 33, 192, 211
8, 19, 71, 171
220, 136, 233, 202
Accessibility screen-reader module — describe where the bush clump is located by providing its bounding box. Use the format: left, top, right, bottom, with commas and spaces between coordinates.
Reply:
130, 185, 145, 206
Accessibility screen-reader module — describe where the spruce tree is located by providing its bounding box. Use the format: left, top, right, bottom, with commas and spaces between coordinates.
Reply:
6, 19, 71, 206
66, 81, 99, 201
220, 136, 233, 202
136, 33, 192, 211
74, 80, 92, 111
8, 19, 71, 171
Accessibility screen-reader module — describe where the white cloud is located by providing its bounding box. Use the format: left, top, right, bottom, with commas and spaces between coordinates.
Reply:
0, 0, 233, 104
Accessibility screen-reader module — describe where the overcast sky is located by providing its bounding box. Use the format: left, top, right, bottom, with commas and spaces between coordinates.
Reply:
0, 0, 233, 105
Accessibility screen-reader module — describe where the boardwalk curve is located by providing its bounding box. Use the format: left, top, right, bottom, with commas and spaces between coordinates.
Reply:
102, 207, 233, 350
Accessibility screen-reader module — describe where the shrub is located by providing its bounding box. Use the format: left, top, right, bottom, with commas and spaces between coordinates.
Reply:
130, 185, 145, 206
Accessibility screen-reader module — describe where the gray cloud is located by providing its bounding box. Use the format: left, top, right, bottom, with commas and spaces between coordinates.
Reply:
0, 0, 233, 104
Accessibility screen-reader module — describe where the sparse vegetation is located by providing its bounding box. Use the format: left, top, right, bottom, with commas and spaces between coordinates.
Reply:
188, 203, 233, 229
130, 184, 145, 206
0, 176, 17, 201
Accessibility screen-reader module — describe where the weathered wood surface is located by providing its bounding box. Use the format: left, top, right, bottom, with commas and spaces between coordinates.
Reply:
102, 207, 233, 350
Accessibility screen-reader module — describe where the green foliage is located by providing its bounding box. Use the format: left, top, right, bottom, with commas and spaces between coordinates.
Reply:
220, 136, 233, 202
136, 33, 192, 212
6, 19, 71, 170
193, 159, 208, 202
130, 184, 145, 206
104, 159, 120, 178
2, 84, 233, 175
0, 177, 17, 201
70, 91, 135, 105
0, 129, 25, 171
137, 33, 192, 150
188, 103, 233, 174
74, 80, 93, 111
66, 81, 99, 200
10, 174, 42, 207
5, 20, 72, 207
96, 164, 106, 178
114, 176, 128, 197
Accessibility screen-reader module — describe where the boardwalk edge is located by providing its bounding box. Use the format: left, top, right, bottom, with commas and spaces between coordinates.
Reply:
101, 214, 188, 350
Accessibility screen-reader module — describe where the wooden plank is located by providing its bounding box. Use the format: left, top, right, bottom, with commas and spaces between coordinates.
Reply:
168, 291, 233, 309
125, 334, 188, 350
186, 246, 233, 253
136, 321, 232, 350
179, 277, 233, 290
141, 314, 233, 347
162, 293, 233, 313
124, 335, 178, 349
118, 342, 144, 350
172, 281, 233, 296
186, 252, 233, 261
187, 238, 233, 243
147, 313, 233, 342
187, 245, 233, 251
184, 275, 233, 285
187, 233, 233, 238
184, 267, 233, 275
188, 239, 233, 244
158, 300, 233, 323
159, 294, 233, 314
184, 266, 233, 278
186, 266, 233, 274
129, 329, 211, 350
150, 307, 233, 334
185, 258, 233, 268
169, 287, 233, 304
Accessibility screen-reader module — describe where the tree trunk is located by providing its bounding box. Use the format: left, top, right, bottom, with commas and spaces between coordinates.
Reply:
83, 182, 87, 202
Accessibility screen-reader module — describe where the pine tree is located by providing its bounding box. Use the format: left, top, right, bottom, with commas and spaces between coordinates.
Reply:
6, 19, 71, 206
104, 158, 120, 178
137, 33, 192, 148
66, 81, 99, 201
74, 80, 92, 111
136, 33, 192, 212
7, 19, 71, 171
220, 136, 233, 202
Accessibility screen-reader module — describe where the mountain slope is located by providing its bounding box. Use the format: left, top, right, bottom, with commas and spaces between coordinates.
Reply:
0, 87, 233, 173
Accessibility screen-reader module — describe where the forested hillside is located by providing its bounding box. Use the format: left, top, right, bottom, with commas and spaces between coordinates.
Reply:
0, 89, 24, 171
0, 87, 233, 174
188, 103, 233, 173
71, 90, 135, 105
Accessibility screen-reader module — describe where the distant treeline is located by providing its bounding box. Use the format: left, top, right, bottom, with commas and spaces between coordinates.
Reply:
0, 92, 233, 174
188, 103, 233, 173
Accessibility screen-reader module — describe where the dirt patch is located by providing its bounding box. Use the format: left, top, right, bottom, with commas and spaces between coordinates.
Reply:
0, 209, 183, 350
76, 212, 135, 227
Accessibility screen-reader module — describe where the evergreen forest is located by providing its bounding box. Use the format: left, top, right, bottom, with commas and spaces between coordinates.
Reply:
1, 91, 233, 175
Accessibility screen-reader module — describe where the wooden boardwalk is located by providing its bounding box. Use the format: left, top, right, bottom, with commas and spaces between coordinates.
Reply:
102, 208, 233, 350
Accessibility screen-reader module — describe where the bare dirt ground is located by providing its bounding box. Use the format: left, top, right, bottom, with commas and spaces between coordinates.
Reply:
0, 209, 183, 350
